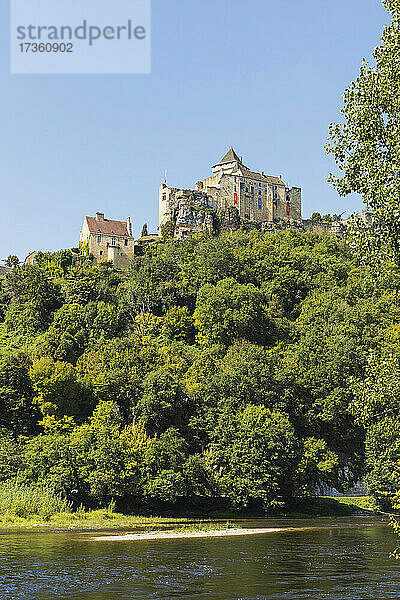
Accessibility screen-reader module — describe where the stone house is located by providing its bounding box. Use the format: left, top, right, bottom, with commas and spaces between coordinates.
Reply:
80, 212, 134, 269
24, 251, 38, 265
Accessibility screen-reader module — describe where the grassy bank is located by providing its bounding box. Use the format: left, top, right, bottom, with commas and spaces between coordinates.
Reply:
276, 496, 381, 517
0, 481, 382, 530
0, 481, 195, 530
326, 496, 380, 512
0, 510, 236, 532
0, 498, 382, 531
0, 508, 200, 530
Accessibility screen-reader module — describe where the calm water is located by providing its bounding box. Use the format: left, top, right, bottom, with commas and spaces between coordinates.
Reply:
1, 517, 399, 600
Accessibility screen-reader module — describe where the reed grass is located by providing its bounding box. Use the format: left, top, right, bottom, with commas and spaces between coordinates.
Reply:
0, 481, 72, 519
171, 521, 233, 534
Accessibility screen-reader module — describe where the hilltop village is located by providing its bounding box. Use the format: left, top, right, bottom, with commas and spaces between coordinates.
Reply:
17, 147, 371, 270
75, 147, 372, 268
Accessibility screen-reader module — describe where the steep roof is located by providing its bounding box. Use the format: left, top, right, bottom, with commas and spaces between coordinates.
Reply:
239, 169, 285, 186
214, 146, 243, 167
213, 148, 283, 184
85, 216, 132, 237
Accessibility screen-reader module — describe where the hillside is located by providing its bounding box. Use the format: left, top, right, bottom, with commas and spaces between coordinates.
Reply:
0, 230, 398, 513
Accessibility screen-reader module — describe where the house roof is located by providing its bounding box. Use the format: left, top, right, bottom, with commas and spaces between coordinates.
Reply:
85, 216, 132, 237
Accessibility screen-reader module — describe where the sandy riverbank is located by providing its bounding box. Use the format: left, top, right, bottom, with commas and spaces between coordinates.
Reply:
90, 527, 288, 541
90, 521, 383, 542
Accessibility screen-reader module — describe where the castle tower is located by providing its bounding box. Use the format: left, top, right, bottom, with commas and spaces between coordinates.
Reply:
212, 146, 248, 177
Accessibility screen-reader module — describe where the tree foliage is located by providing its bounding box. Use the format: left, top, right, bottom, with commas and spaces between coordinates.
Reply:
326, 0, 400, 261
0, 229, 398, 510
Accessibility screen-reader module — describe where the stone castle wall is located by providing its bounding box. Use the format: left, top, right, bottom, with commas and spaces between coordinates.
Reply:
158, 186, 343, 239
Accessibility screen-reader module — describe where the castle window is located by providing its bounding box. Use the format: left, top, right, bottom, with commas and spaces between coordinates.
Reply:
112, 237, 116, 246
162, 194, 166, 202
100, 251, 103, 256
125, 239, 129, 246
97, 235, 101, 243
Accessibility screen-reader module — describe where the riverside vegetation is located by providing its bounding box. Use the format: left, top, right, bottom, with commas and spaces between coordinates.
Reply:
0, 229, 399, 525
1, 0, 400, 528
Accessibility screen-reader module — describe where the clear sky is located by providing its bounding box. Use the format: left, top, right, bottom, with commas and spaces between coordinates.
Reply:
0, 0, 390, 260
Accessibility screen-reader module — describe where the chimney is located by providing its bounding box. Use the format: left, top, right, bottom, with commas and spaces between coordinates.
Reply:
96, 212, 105, 222
127, 217, 132, 236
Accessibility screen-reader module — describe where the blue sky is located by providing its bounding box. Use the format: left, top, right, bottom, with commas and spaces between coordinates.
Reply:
0, 0, 390, 260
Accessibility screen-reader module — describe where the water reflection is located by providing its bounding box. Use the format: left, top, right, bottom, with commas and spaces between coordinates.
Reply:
0, 518, 399, 600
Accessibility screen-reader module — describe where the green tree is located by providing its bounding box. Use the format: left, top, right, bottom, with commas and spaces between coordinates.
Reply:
209, 405, 299, 510
30, 357, 94, 420
144, 428, 187, 502
295, 437, 339, 496
160, 220, 175, 240
135, 369, 190, 435
0, 353, 38, 434
69, 401, 149, 501
0, 427, 22, 481
5, 255, 19, 268
194, 277, 273, 346
3, 265, 62, 310
364, 417, 400, 509
2, 265, 62, 336
326, 0, 400, 261
161, 306, 194, 342
21, 401, 149, 504
311, 212, 322, 221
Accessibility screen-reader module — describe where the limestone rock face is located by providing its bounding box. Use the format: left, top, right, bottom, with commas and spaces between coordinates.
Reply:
219, 207, 241, 232
174, 191, 216, 238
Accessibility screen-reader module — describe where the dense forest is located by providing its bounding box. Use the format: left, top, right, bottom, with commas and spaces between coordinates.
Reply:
1, 230, 399, 512
0, 0, 399, 517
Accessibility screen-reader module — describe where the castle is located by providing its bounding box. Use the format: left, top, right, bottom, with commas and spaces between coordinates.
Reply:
76, 148, 365, 270
159, 147, 302, 239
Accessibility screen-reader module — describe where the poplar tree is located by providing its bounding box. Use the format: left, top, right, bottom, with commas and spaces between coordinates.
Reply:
326, 0, 400, 261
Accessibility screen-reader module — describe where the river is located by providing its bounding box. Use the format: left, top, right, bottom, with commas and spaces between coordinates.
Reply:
1, 517, 399, 599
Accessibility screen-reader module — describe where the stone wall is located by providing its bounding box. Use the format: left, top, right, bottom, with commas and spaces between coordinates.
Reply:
175, 193, 216, 239
302, 220, 332, 235
88, 233, 134, 269
287, 187, 302, 221
159, 188, 218, 239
